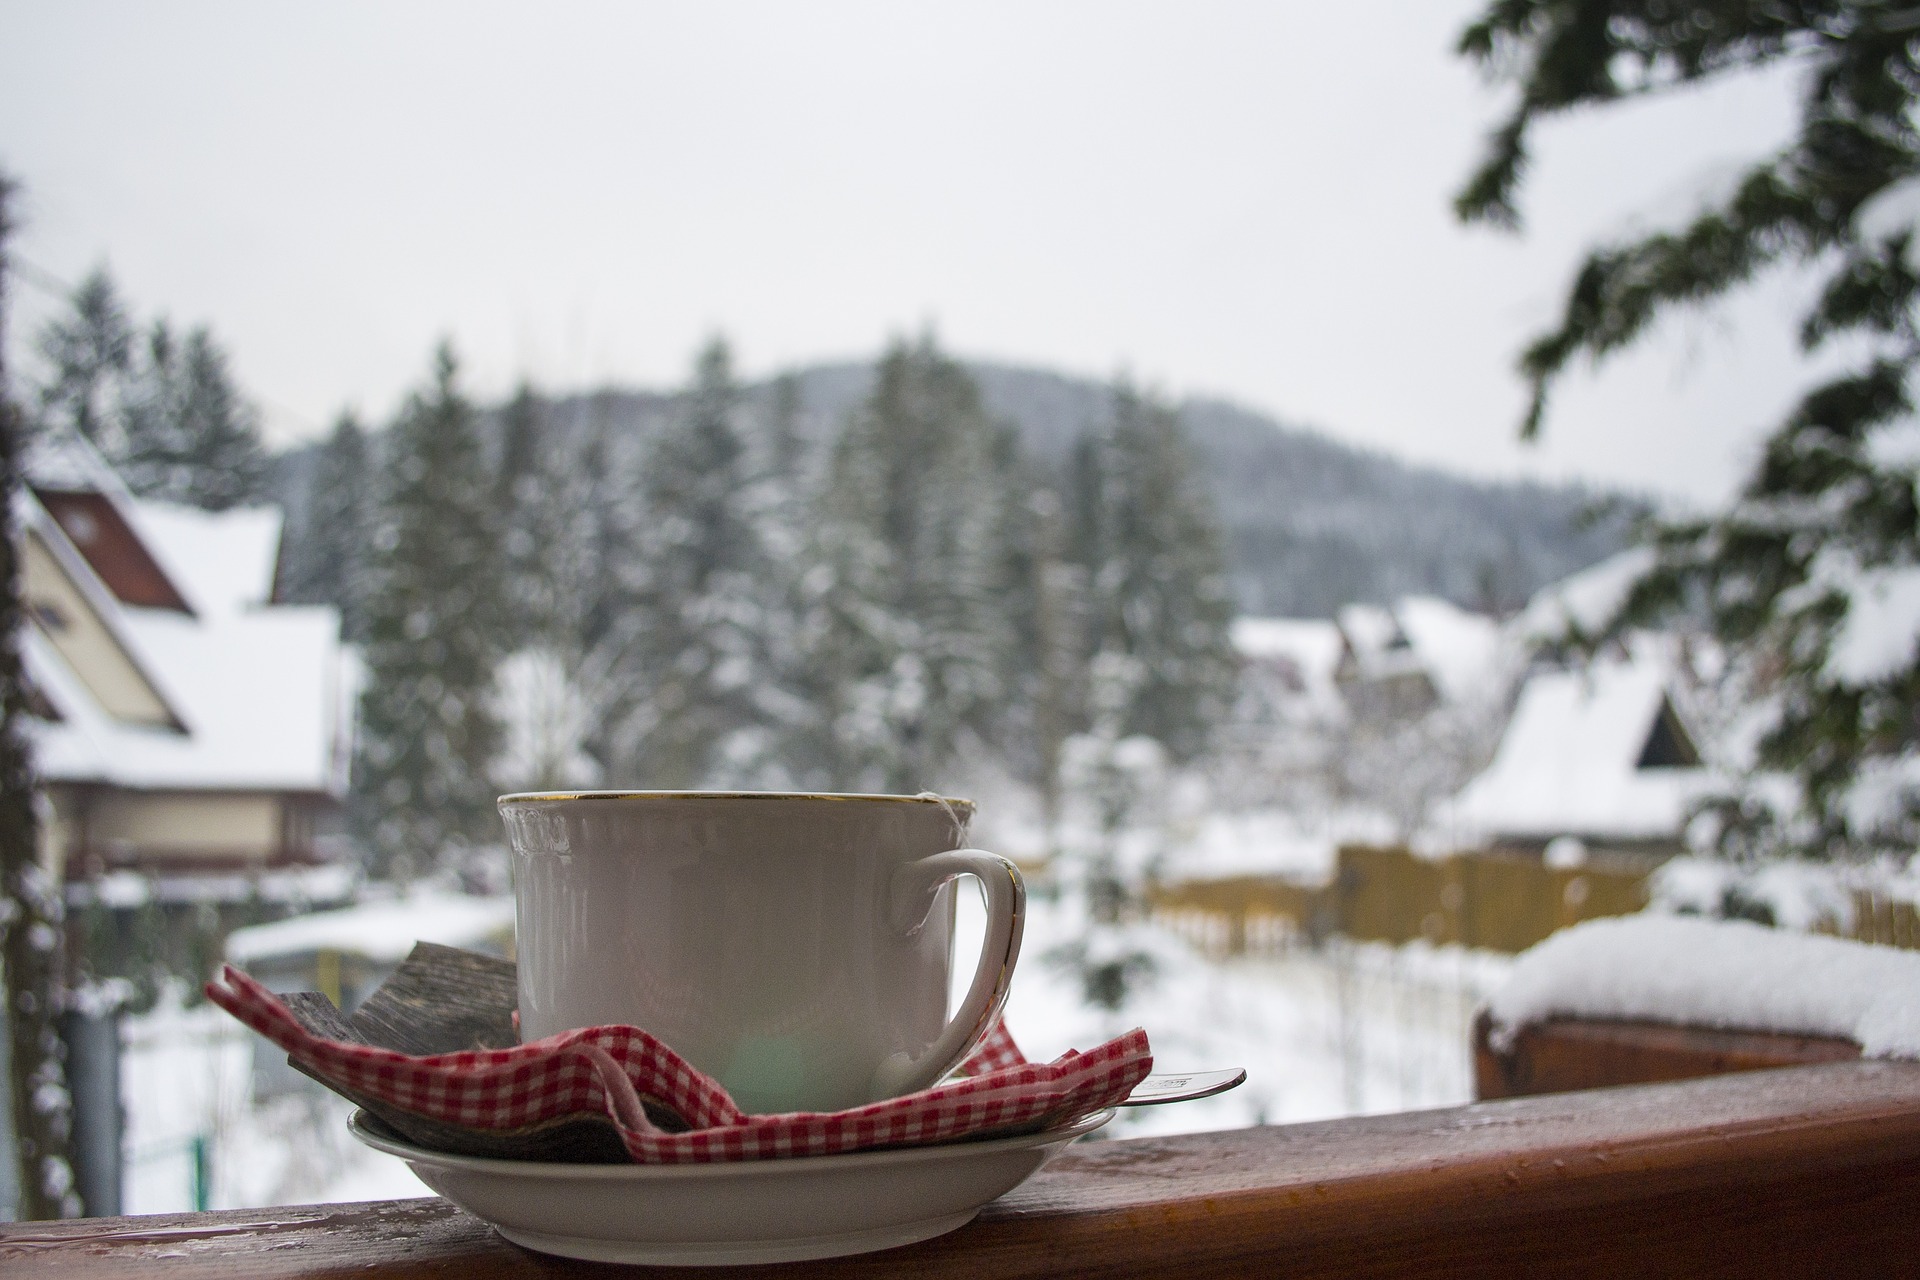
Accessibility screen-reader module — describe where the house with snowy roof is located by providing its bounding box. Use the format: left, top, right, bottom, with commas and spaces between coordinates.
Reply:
1332, 596, 1504, 723
1440, 634, 1710, 861
19, 435, 354, 887
1231, 617, 1345, 723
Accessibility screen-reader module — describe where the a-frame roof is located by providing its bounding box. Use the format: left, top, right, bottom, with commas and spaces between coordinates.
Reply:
1443, 636, 1709, 844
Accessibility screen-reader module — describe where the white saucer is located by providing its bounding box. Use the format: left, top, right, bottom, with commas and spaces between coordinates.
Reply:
348, 1109, 1113, 1266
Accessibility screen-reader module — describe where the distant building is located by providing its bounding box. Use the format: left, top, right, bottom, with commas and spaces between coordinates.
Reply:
1232, 616, 1345, 724
1442, 635, 1709, 861
19, 436, 354, 888
1333, 597, 1504, 724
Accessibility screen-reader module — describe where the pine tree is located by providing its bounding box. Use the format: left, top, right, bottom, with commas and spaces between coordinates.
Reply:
32, 267, 132, 452
1069, 380, 1238, 763
162, 327, 269, 510
353, 343, 505, 881
592, 338, 799, 788
575, 394, 643, 663
490, 382, 603, 656
806, 335, 1026, 791
492, 382, 547, 655
568, 395, 655, 781
118, 322, 270, 510
35, 274, 267, 512
0, 171, 82, 1219
1047, 651, 1171, 1012
279, 410, 373, 640
733, 370, 817, 783
117, 321, 186, 494
1028, 486, 1089, 847
764, 371, 806, 483
1044, 382, 1238, 1007
488, 383, 607, 792
1457, 2, 1920, 859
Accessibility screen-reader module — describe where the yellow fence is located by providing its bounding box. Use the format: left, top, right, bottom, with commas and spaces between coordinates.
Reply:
1151, 845, 1920, 958
1150, 844, 1648, 957
1850, 890, 1920, 950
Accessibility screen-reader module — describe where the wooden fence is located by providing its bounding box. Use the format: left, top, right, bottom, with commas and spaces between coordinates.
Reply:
1850, 889, 1920, 950
1151, 844, 1648, 957
1152, 844, 1920, 958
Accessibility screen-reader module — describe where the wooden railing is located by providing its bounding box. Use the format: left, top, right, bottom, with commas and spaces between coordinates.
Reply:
7, 1059, 1920, 1277
1473, 1010, 1863, 1100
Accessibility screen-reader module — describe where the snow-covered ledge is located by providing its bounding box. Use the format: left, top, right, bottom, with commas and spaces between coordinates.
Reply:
1485, 915, 1920, 1058
1472, 914, 1920, 1101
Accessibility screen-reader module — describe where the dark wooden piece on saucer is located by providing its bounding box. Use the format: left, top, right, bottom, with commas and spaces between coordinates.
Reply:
280, 942, 637, 1162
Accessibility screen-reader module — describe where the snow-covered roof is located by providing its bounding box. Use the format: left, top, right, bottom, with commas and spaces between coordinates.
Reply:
22, 480, 349, 795
1442, 636, 1707, 843
1335, 603, 1402, 661
23, 432, 138, 501
1393, 597, 1503, 704
1333, 597, 1503, 705
1486, 914, 1920, 1058
1231, 617, 1346, 724
224, 892, 515, 965
129, 502, 281, 618
1512, 548, 1654, 650
1233, 617, 1343, 670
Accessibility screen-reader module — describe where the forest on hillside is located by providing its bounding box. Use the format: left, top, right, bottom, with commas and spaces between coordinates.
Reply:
271, 362, 1633, 621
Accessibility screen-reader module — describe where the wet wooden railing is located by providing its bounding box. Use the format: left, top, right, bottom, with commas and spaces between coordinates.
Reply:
7, 1059, 1920, 1277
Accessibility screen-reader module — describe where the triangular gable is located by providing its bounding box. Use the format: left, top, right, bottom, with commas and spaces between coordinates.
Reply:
32, 487, 195, 615
1443, 639, 1706, 843
21, 498, 187, 733
1636, 694, 1701, 769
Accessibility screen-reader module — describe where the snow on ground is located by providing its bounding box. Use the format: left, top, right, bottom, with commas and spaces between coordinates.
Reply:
956, 888, 1509, 1140
1485, 914, 1920, 1056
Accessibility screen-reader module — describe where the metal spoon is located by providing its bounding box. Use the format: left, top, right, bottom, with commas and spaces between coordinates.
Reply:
1119, 1068, 1247, 1106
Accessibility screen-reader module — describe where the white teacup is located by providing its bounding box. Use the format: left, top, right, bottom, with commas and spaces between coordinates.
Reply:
498, 791, 1024, 1115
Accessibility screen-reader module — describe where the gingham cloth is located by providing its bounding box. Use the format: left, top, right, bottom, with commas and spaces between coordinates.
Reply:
206, 964, 1151, 1164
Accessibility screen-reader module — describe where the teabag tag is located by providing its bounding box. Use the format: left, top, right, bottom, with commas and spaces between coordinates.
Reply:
1118, 1068, 1248, 1107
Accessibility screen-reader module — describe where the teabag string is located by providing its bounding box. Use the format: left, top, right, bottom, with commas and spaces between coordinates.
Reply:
209, 942, 1146, 1165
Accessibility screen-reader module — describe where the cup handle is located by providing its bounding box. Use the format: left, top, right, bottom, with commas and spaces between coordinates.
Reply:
868, 848, 1026, 1101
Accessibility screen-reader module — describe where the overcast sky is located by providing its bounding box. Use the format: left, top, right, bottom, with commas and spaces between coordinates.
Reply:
1, 2, 1830, 505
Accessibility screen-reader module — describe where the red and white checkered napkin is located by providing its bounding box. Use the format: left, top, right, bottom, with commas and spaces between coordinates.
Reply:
206, 964, 1151, 1164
